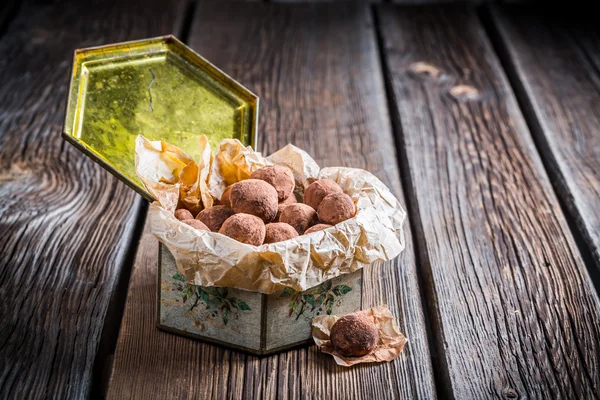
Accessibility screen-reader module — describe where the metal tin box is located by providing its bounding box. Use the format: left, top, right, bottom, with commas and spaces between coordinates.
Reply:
159, 244, 362, 354
63, 36, 363, 355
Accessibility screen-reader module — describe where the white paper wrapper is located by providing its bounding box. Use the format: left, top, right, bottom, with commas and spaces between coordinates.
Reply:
312, 306, 407, 366
136, 135, 406, 295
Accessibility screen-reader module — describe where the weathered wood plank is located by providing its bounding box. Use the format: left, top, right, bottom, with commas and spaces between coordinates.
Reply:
0, 0, 186, 398
488, 5, 600, 271
378, 4, 600, 399
108, 2, 437, 399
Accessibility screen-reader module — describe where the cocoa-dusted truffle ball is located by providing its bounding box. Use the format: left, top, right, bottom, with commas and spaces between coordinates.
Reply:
330, 313, 379, 357
304, 224, 333, 234
276, 192, 298, 220
181, 219, 210, 231
264, 222, 299, 244
196, 205, 235, 232
230, 179, 279, 222
279, 203, 318, 234
219, 213, 266, 246
306, 177, 318, 186
318, 193, 356, 225
251, 165, 295, 202
220, 185, 233, 208
174, 208, 194, 221
304, 178, 343, 210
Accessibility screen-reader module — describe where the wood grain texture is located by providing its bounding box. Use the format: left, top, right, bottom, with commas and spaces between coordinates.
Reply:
378, 5, 600, 399
108, 2, 437, 399
488, 5, 600, 271
0, 0, 185, 398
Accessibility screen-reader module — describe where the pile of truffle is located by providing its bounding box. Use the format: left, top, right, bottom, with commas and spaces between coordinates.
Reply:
174, 165, 356, 245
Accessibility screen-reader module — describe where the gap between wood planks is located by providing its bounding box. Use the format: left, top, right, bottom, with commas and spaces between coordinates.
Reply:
478, 4, 600, 295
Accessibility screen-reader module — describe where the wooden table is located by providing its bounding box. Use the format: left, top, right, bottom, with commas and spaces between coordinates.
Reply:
1, 1, 599, 399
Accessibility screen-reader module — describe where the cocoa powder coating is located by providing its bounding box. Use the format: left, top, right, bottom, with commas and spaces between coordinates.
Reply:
276, 192, 298, 220
251, 165, 295, 202
182, 219, 210, 231
303, 178, 343, 210
318, 193, 356, 225
304, 223, 333, 234
279, 203, 318, 234
219, 213, 266, 246
196, 205, 235, 232
264, 222, 299, 244
230, 179, 279, 222
330, 313, 379, 357
220, 185, 233, 208
174, 209, 194, 221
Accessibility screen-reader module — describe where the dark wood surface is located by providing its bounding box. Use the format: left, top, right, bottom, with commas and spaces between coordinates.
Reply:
107, 2, 437, 399
1, 1, 599, 399
0, 0, 18, 33
378, 4, 600, 399
489, 5, 600, 271
0, 0, 185, 398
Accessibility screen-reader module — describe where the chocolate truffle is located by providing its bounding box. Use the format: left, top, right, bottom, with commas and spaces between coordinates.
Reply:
220, 185, 233, 208
318, 193, 355, 225
304, 178, 343, 210
219, 213, 266, 246
264, 222, 299, 244
330, 313, 379, 357
304, 223, 333, 234
181, 219, 210, 231
279, 203, 318, 234
230, 179, 279, 222
196, 205, 235, 232
174, 208, 194, 221
251, 165, 295, 202
276, 192, 298, 220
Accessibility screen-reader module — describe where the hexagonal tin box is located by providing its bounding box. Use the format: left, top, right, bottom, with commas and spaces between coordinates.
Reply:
63, 36, 363, 355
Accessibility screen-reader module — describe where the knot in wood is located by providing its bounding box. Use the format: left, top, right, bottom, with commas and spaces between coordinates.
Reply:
449, 84, 480, 101
502, 387, 519, 398
408, 62, 442, 80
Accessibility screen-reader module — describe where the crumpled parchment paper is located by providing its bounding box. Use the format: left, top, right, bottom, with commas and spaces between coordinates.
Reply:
311, 306, 407, 366
135, 134, 406, 295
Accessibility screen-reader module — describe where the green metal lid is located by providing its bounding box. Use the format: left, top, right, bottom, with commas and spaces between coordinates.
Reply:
63, 35, 259, 200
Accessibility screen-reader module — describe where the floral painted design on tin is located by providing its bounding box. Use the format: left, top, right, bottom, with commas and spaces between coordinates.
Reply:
279, 280, 352, 321
173, 273, 251, 325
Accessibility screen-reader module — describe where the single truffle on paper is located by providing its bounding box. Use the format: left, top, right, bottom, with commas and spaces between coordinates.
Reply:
174, 208, 194, 221
312, 306, 407, 367
264, 222, 299, 244
330, 313, 379, 357
305, 223, 333, 234
304, 178, 343, 210
219, 213, 266, 246
196, 205, 235, 232
230, 179, 279, 222
279, 203, 318, 234
318, 193, 356, 225
182, 219, 210, 231
251, 165, 295, 202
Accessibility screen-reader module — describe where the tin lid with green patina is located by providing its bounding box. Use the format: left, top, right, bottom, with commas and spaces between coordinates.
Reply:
63, 35, 259, 200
